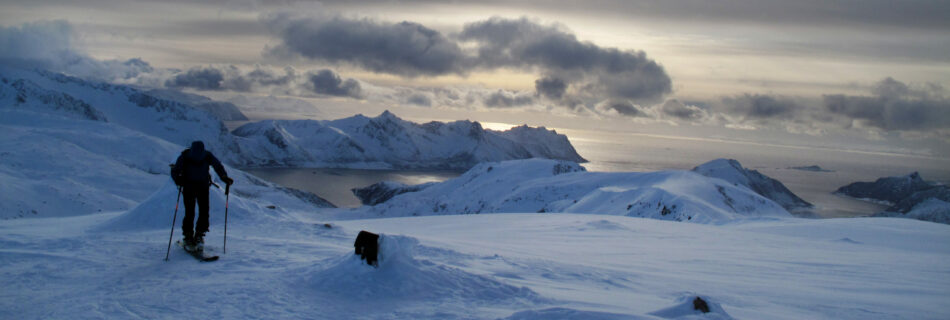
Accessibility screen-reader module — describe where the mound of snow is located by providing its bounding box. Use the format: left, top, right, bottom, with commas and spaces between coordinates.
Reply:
232, 110, 586, 169
348, 159, 791, 224
693, 159, 812, 210
648, 295, 733, 319
834, 172, 933, 205
306, 234, 543, 304
96, 171, 334, 231
352, 181, 437, 205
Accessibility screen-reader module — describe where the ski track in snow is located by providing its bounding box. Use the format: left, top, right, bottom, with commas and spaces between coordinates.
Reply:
2, 211, 949, 320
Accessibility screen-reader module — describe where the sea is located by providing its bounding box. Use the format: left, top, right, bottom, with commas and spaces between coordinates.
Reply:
241, 125, 950, 218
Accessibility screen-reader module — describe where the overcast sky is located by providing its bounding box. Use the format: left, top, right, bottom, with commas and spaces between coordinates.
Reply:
1, 0, 948, 156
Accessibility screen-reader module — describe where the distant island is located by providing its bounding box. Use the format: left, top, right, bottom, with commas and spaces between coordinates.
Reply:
787, 165, 834, 172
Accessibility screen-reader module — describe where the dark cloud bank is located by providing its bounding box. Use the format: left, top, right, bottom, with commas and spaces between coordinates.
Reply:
263, 14, 673, 104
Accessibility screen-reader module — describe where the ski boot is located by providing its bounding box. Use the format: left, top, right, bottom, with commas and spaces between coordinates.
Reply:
183, 233, 198, 252
194, 233, 205, 252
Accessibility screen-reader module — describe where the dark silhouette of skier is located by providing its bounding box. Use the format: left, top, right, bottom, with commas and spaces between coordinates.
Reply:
170, 141, 232, 249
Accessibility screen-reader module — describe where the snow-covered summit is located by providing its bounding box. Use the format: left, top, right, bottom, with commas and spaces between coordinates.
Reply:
693, 159, 812, 210
345, 158, 792, 223
233, 111, 587, 169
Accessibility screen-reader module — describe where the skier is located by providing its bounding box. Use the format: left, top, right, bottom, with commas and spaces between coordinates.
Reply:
170, 141, 233, 250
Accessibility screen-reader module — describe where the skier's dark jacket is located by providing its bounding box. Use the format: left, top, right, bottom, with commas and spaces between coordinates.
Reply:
171, 141, 228, 186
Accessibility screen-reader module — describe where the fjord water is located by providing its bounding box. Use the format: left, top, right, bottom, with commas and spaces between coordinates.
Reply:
242, 126, 950, 217
242, 168, 462, 208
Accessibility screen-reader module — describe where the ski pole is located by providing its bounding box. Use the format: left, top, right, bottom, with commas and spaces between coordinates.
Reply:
165, 186, 182, 261
223, 183, 230, 254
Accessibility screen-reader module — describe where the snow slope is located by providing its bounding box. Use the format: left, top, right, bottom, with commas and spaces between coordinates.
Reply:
346, 159, 792, 223
2, 212, 948, 319
0, 66, 333, 219
232, 110, 587, 169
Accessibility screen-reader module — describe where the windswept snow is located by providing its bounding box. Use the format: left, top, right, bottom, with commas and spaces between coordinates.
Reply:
3, 212, 948, 319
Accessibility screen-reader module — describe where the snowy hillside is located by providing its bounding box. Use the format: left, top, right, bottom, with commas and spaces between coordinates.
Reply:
353, 181, 438, 205
232, 111, 587, 169
0, 66, 334, 219
693, 158, 812, 210
345, 159, 792, 223
0, 66, 245, 164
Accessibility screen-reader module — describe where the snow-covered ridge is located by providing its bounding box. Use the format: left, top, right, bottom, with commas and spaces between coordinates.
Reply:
233, 110, 587, 169
837, 172, 950, 224
693, 158, 812, 210
344, 158, 792, 223
0, 66, 245, 164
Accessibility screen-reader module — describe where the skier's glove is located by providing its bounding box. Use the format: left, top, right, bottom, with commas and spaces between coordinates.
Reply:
222, 177, 234, 185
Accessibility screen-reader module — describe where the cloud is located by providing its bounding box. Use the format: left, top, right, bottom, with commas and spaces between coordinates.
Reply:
263, 15, 672, 104
406, 93, 433, 107
263, 13, 466, 77
306, 69, 363, 98
597, 100, 646, 117
719, 94, 801, 120
535, 76, 567, 99
823, 78, 950, 131
459, 17, 672, 102
165, 67, 225, 90
0, 20, 157, 82
659, 99, 706, 120
483, 90, 534, 108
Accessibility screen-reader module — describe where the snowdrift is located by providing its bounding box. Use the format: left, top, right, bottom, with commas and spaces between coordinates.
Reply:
306, 234, 544, 305
350, 159, 792, 223
95, 171, 334, 231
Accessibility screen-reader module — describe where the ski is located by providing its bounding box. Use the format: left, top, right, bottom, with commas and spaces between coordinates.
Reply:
175, 240, 219, 262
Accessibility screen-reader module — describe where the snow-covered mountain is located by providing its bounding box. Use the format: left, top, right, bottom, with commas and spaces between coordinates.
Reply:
693, 159, 812, 210
344, 158, 792, 223
834, 172, 934, 204
0, 66, 246, 164
0, 66, 332, 219
232, 111, 587, 169
146, 88, 249, 121
837, 172, 950, 224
